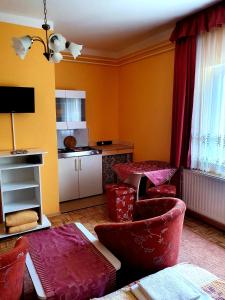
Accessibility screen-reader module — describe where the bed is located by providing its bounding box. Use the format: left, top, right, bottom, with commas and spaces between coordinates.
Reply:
93, 263, 225, 300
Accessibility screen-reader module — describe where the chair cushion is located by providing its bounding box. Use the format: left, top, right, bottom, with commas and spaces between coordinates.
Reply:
147, 184, 176, 198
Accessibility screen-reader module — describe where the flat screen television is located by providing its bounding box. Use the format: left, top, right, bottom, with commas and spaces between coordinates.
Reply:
0, 86, 35, 113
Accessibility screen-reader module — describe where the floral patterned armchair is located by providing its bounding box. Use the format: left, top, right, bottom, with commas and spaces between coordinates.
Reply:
95, 198, 186, 273
0, 237, 29, 300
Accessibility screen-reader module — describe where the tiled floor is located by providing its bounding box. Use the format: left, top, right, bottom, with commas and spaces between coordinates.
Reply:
51, 203, 110, 233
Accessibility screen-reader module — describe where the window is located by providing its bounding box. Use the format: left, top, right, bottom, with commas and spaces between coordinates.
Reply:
191, 26, 225, 176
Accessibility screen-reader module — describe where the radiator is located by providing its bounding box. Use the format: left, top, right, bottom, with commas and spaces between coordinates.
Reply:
183, 169, 225, 225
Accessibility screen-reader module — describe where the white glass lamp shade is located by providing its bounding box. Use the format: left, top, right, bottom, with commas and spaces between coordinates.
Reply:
12, 35, 32, 59
66, 42, 83, 59
48, 33, 66, 52
50, 52, 63, 63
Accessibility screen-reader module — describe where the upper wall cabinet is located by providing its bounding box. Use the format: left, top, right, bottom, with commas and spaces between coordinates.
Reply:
56, 90, 86, 130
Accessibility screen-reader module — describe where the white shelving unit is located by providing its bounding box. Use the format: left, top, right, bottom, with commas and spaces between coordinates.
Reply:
0, 149, 51, 239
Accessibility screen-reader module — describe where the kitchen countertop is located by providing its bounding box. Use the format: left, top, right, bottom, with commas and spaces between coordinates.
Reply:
93, 144, 133, 156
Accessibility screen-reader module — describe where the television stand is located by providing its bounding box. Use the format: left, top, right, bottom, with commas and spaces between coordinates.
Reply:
11, 149, 28, 155
10, 112, 28, 155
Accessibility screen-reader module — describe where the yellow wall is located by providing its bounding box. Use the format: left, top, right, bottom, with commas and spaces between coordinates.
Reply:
0, 22, 59, 215
55, 62, 119, 142
55, 50, 174, 162
119, 50, 174, 161
0, 21, 174, 216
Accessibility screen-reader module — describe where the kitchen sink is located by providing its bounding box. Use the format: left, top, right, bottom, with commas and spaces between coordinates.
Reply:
58, 146, 102, 158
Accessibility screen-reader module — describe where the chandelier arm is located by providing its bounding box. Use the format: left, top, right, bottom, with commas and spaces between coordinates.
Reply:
31, 36, 50, 60
44, 28, 50, 54
31, 36, 47, 52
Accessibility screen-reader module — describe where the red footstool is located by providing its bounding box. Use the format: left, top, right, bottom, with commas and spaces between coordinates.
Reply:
146, 184, 176, 198
105, 183, 136, 222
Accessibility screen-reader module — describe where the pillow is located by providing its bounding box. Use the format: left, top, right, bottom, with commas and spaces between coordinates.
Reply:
6, 210, 38, 227
8, 221, 38, 234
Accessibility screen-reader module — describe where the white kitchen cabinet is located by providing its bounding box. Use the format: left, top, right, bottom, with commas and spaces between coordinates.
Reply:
67, 121, 87, 129
58, 157, 79, 202
56, 90, 85, 99
55, 90, 66, 98
56, 89, 86, 130
56, 122, 67, 130
65, 90, 85, 99
79, 155, 102, 198
58, 154, 102, 202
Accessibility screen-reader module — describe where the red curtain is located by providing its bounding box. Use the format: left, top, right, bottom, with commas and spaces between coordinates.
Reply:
170, 37, 196, 168
170, 1, 225, 42
170, 1, 225, 168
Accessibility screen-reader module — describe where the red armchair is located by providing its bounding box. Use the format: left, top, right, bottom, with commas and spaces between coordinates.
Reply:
0, 237, 29, 300
95, 198, 186, 273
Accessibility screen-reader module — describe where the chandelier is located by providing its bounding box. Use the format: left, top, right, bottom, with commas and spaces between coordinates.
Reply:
12, 0, 82, 63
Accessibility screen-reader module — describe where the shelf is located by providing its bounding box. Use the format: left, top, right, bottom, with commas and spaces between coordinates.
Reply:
0, 163, 41, 170
0, 215, 51, 239
0, 149, 46, 158
2, 181, 39, 192
4, 200, 39, 214
0, 151, 46, 239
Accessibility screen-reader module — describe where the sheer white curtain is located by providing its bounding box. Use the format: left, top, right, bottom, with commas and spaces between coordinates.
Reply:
191, 26, 225, 176
65, 98, 82, 122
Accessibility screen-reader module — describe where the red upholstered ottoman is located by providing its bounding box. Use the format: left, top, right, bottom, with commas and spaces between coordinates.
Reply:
105, 183, 136, 222
146, 184, 176, 198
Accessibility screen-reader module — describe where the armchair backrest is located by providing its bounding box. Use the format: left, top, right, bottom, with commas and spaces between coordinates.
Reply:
134, 197, 183, 221
95, 198, 186, 273
0, 237, 29, 300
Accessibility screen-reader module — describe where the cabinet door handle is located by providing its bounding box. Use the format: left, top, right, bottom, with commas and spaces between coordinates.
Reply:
79, 159, 82, 171
75, 159, 78, 171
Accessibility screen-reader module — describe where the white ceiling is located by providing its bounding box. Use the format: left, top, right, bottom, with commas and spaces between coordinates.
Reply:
0, 0, 219, 57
